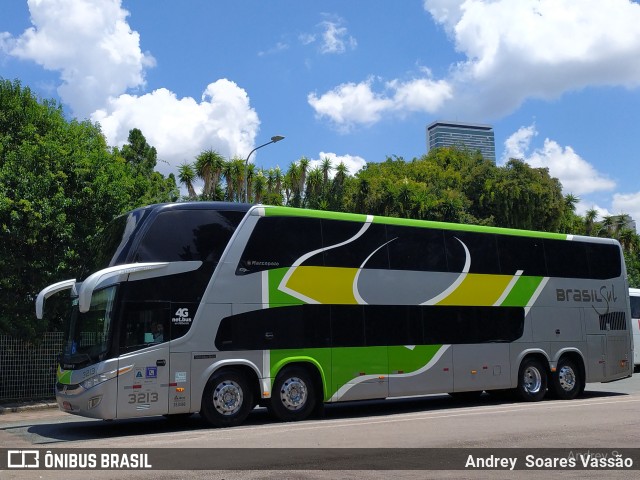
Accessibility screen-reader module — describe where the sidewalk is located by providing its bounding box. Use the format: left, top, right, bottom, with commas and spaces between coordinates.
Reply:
0, 400, 58, 415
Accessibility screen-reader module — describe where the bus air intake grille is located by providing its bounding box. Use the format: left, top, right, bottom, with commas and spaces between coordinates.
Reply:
599, 311, 627, 331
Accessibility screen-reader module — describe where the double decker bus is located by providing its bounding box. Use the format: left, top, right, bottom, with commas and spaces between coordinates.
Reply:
36, 202, 633, 427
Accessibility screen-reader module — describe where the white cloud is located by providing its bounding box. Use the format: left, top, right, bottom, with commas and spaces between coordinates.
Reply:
3, 0, 263, 185
308, 80, 394, 131
424, 0, 640, 118
613, 192, 640, 226
502, 125, 615, 196
308, 77, 452, 131
310, 0, 640, 128
319, 19, 357, 54
299, 16, 357, 54
4, 0, 154, 118
389, 78, 453, 114
573, 201, 611, 222
298, 33, 316, 46
258, 42, 289, 57
502, 124, 537, 161
308, 152, 367, 177
92, 79, 260, 178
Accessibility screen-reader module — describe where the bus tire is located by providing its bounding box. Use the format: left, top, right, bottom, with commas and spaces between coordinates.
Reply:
201, 369, 254, 428
551, 357, 583, 400
268, 366, 316, 422
516, 358, 547, 402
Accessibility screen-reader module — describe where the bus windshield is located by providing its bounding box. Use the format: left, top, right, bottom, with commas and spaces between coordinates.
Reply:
61, 286, 117, 368
86, 208, 152, 277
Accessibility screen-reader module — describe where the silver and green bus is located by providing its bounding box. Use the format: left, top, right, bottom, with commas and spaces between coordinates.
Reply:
36, 202, 633, 427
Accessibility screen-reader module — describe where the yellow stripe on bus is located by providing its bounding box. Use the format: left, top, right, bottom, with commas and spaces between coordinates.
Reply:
436, 274, 513, 306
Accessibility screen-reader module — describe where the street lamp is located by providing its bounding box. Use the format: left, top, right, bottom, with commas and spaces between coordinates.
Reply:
244, 135, 285, 203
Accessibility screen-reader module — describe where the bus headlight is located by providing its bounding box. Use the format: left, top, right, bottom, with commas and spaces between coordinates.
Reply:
81, 370, 117, 390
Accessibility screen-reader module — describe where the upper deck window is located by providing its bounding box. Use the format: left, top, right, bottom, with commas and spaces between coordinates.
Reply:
135, 209, 245, 263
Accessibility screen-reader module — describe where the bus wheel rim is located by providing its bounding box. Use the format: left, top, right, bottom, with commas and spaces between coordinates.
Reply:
523, 366, 542, 394
558, 365, 576, 392
279, 377, 307, 411
213, 380, 243, 416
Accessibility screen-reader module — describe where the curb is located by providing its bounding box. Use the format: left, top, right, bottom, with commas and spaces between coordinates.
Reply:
0, 402, 58, 415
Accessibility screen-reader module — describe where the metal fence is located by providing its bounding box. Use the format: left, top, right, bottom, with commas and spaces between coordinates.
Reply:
0, 333, 64, 403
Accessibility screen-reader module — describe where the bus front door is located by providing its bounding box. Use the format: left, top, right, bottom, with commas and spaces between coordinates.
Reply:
116, 302, 172, 418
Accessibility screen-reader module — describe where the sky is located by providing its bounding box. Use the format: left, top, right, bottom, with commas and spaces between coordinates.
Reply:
1, 0, 640, 227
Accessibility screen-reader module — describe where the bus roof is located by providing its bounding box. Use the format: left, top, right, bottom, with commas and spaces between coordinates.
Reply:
260, 205, 619, 244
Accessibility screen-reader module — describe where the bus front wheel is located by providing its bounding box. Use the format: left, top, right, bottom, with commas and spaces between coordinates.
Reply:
268, 366, 316, 422
551, 358, 583, 400
201, 370, 254, 428
516, 358, 547, 402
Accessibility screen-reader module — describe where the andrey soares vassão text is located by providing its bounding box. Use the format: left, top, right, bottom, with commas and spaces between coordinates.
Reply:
465, 452, 634, 470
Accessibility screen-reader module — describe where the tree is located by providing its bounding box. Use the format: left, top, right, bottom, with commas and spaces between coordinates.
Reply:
253, 170, 266, 204
584, 208, 599, 236
195, 149, 225, 199
482, 159, 565, 231
178, 162, 197, 199
0, 78, 176, 339
119, 128, 157, 175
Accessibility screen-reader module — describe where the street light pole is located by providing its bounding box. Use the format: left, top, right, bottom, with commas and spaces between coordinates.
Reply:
244, 135, 285, 203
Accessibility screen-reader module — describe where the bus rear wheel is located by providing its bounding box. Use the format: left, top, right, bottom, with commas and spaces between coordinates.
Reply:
268, 366, 316, 422
551, 358, 583, 400
516, 358, 547, 402
201, 370, 253, 428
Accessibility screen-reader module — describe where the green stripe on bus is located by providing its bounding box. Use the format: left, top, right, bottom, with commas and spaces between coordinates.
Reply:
264, 206, 367, 222
263, 205, 568, 240
268, 268, 304, 306
270, 345, 444, 401
501, 276, 544, 307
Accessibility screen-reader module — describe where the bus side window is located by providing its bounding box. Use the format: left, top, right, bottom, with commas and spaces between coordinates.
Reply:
545, 238, 589, 279
630, 297, 640, 319
445, 231, 500, 275
236, 217, 323, 275
387, 226, 447, 272
119, 302, 170, 353
497, 235, 547, 276
321, 219, 389, 269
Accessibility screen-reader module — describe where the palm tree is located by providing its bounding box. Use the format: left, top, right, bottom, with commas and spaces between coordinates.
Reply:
195, 149, 225, 198
564, 193, 579, 212
286, 162, 301, 206
253, 170, 266, 204
222, 160, 234, 201
328, 162, 349, 211
246, 163, 255, 203
210, 151, 225, 197
599, 215, 614, 237
229, 157, 245, 202
305, 168, 323, 208
584, 208, 598, 236
614, 214, 632, 236
274, 166, 283, 194
619, 228, 639, 253
334, 161, 348, 187
320, 157, 333, 187
298, 157, 310, 196
178, 162, 197, 199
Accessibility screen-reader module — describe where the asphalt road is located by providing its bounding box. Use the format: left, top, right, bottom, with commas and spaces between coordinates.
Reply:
2, 374, 640, 479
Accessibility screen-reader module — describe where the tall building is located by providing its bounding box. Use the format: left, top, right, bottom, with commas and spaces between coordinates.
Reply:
427, 121, 496, 162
